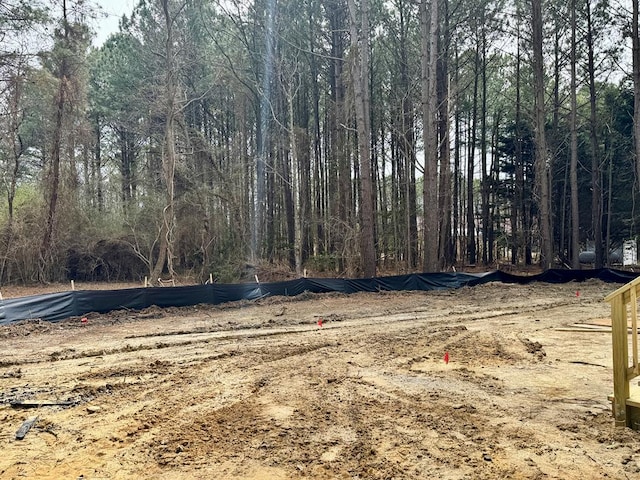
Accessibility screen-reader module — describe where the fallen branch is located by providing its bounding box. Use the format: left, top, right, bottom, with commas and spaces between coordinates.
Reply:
11, 400, 74, 409
15, 416, 38, 440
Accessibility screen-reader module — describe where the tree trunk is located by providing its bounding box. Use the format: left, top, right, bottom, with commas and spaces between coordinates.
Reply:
421, 0, 439, 272
569, 0, 580, 269
347, 0, 376, 277
41, 67, 66, 280
93, 115, 104, 212
453, 46, 461, 263
531, 0, 553, 268
285, 82, 303, 275
437, 0, 452, 269
633, 0, 640, 185
514, 17, 524, 264
150, 0, 180, 283
1, 72, 25, 281
586, 1, 603, 268
397, 0, 417, 270
326, 1, 350, 271
480, 11, 489, 265
467, 43, 479, 265
489, 110, 500, 263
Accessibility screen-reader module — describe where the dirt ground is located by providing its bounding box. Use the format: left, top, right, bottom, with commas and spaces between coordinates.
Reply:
1, 279, 640, 479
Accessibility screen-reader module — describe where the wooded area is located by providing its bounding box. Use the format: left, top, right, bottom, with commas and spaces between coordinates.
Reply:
0, 0, 638, 284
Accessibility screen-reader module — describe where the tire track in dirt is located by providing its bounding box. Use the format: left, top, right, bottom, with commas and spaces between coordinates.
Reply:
2, 281, 638, 479
0, 296, 579, 371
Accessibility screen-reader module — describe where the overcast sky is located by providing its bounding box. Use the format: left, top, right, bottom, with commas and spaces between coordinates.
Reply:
91, 0, 136, 46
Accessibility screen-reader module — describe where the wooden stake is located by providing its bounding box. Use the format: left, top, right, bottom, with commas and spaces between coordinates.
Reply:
144, 276, 148, 287
611, 295, 630, 427
71, 280, 75, 291
632, 286, 639, 376
209, 273, 213, 284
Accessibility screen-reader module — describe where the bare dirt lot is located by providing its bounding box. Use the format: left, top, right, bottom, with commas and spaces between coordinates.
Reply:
1, 280, 640, 479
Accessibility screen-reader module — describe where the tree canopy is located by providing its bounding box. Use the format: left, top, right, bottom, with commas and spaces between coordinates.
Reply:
0, 0, 637, 284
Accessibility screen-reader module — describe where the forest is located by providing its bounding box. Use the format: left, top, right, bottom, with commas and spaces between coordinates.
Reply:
0, 0, 638, 285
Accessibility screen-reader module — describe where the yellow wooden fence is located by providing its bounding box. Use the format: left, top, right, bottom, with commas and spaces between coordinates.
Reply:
605, 276, 640, 429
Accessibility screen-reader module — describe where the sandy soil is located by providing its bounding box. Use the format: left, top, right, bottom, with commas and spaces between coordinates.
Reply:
1, 280, 639, 479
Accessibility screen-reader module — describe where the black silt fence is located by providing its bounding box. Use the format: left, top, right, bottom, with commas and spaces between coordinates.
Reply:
0, 268, 636, 326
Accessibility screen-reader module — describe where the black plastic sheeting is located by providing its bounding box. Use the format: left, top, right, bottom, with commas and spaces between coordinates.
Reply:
0, 268, 637, 326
